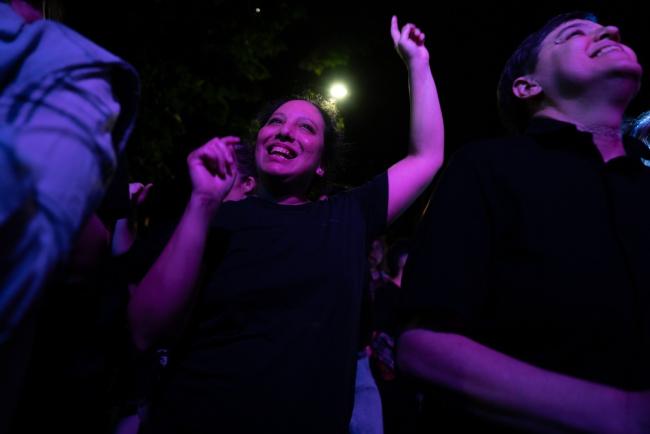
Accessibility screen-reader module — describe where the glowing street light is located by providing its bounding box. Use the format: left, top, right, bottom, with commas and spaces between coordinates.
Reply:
329, 82, 348, 101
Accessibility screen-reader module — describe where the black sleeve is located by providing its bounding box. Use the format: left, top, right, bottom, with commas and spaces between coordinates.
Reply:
401, 147, 493, 336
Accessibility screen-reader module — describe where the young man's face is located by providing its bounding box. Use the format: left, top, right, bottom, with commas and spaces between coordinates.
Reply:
532, 19, 642, 99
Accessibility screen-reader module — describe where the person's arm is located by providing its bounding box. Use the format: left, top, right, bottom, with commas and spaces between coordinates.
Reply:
386, 16, 444, 224
112, 182, 154, 256
0, 70, 129, 346
398, 329, 650, 434
128, 137, 238, 351
68, 213, 112, 274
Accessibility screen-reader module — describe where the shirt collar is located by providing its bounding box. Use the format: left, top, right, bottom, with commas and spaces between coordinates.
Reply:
524, 116, 580, 137
524, 116, 650, 169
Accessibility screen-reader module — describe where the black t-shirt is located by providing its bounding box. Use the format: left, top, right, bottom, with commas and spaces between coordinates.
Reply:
146, 174, 387, 434
402, 118, 650, 432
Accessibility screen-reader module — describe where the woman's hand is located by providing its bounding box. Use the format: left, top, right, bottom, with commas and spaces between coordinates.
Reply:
187, 136, 239, 207
390, 16, 429, 67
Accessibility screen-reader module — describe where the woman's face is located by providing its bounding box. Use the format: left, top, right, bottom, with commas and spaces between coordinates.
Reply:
255, 100, 326, 188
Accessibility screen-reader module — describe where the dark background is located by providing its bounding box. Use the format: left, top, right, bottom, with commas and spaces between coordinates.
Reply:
59, 0, 650, 236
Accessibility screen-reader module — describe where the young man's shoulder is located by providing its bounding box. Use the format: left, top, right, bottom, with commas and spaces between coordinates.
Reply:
461, 134, 535, 153
450, 134, 538, 169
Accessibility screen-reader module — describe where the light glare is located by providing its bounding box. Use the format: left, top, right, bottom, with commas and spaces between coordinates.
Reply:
329, 82, 348, 100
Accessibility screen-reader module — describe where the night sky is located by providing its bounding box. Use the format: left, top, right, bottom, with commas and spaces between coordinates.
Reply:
63, 0, 650, 235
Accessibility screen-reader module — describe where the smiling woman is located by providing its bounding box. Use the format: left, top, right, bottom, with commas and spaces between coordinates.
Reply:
255, 101, 326, 195
252, 95, 343, 203
127, 16, 444, 434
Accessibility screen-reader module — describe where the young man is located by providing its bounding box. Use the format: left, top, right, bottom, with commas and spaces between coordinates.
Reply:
399, 12, 650, 434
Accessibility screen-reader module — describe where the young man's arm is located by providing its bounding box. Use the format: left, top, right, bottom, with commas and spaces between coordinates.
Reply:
399, 329, 650, 434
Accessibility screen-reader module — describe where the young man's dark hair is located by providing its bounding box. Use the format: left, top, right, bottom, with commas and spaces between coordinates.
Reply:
496, 11, 596, 133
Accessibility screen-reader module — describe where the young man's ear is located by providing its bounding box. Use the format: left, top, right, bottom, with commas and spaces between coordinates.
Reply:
315, 167, 325, 177
242, 176, 257, 195
512, 76, 543, 100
